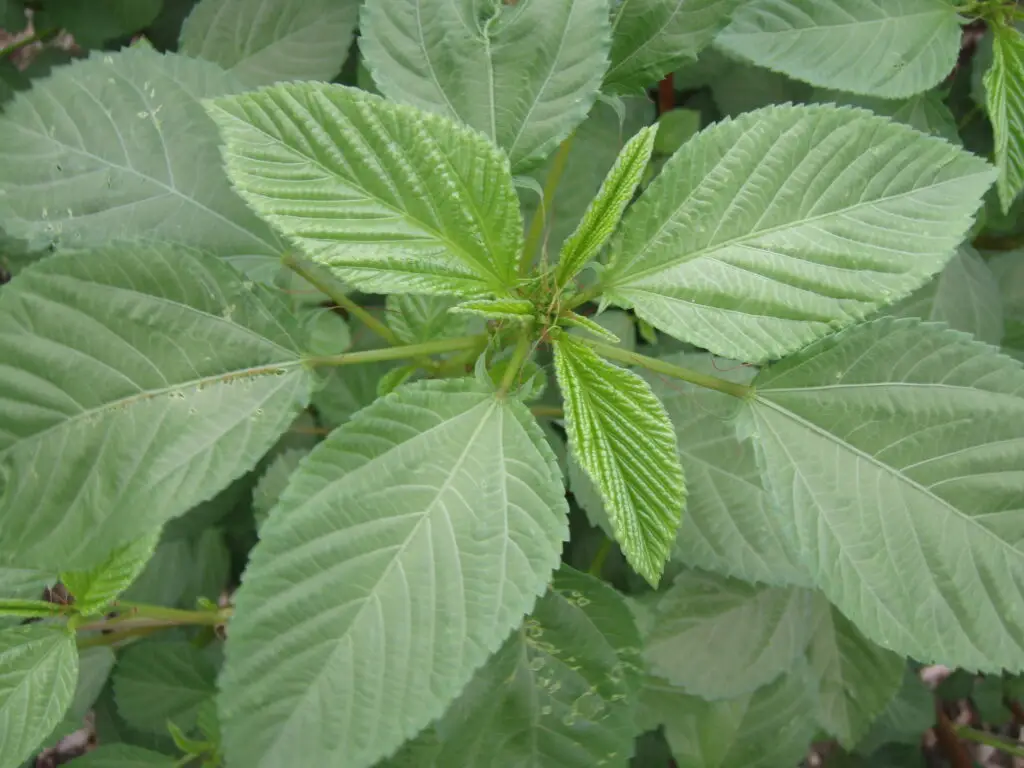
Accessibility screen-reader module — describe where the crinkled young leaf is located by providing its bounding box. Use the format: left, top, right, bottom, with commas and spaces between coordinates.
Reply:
806, 598, 904, 748
180, 0, 358, 86
562, 312, 622, 344
44, 647, 116, 744
553, 333, 685, 585
890, 244, 1004, 345
360, 0, 610, 172
0, 625, 77, 768
450, 298, 536, 323
207, 83, 523, 297
640, 665, 818, 768
603, 104, 995, 363
645, 570, 815, 699
113, 641, 218, 736
984, 23, 1024, 213
69, 744, 176, 767
0, 241, 313, 571
747, 317, 1024, 671
716, 0, 962, 99
0, 48, 280, 271
386, 566, 643, 767
61, 530, 162, 616
647, 354, 807, 586
556, 125, 657, 287
385, 294, 471, 345
219, 379, 568, 768
604, 0, 742, 93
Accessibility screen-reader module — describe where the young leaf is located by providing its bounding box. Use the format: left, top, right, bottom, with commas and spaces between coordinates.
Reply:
747, 317, 1024, 672
890, 244, 1004, 345
983, 23, 1024, 213
360, 0, 610, 172
0, 48, 280, 273
645, 570, 815, 699
647, 354, 808, 587
219, 379, 569, 768
44, 647, 117, 744
206, 83, 523, 297
603, 104, 995, 363
61, 531, 161, 616
640, 665, 818, 768
179, 0, 358, 87
806, 598, 904, 748
0, 625, 78, 768
450, 298, 536, 323
113, 641, 218, 736
69, 744, 176, 767
556, 125, 657, 287
553, 333, 685, 585
716, 0, 962, 99
385, 294, 471, 345
386, 566, 643, 767
0, 242, 313, 571
604, 0, 741, 94
0, 569, 52, 629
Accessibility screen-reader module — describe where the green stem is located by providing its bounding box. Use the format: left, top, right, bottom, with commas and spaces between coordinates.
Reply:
306, 335, 485, 368
588, 538, 613, 577
112, 601, 230, 625
955, 725, 1024, 758
565, 283, 604, 311
0, 28, 56, 59
521, 133, 575, 276
76, 624, 165, 649
499, 332, 533, 395
530, 405, 563, 418
282, 254, 401, 346
579, 338, 755, 399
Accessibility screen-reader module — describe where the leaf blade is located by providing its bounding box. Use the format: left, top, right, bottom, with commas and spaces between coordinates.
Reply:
984, 23, 1024, 213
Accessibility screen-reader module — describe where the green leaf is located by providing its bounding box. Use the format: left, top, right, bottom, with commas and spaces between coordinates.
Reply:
207, 82, 523, 297
113, 641, 218, 736
450, 298, 536, 323
890, 244, 1004, 345
0, 568, 51, 630
35, 0, 162, 47
556, 125, 657, 287
179, 0, 359, 87
0, 48, 281, 273
603, 103, 995, 363
219, 379, 568, 768
645, 570, 815, 699
716, 0, 962, 99
653, 109, 702, 157
806, 598, 904, 748
0, 241, 313, 571
252, 447, 309, 531
120, 537, 194, 608
984, 23, 1024, 213
747, 317, 1024, 671
386, 566, 643, 767
386, 294, 471, 345
553, 333, 685, 585
61, 531, 161, 616
0, 624, 78, 768
990, 250, 1024, 357
647, 354, 808, 587
360, 0, 610, 172
562, 311, 622, 344
811, 88, 960, 144
604, 0, 742, 93
68, 744, 176, 767
181, 528, 231, 606
855, 666, 934, 755
707, 56, 811, 118
45, 647, 117, 744
641, 666, 818, 768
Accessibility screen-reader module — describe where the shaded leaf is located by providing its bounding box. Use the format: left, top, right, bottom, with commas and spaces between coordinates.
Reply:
68, 744, 176, 767
252, 447, 309, 531
386, 294, 471, 345
0, 568, 51, 630
35, 0, 162, 47
45, 647, 116, 744
855, 666, 935, 755
984, 23, 1024, 213
989, 250, 1024, 357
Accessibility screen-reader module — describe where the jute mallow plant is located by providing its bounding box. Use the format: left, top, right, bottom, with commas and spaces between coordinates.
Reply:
2, 0, 1024, 766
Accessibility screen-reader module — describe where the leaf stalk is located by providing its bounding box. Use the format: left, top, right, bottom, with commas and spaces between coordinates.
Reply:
306, 335, 486, 369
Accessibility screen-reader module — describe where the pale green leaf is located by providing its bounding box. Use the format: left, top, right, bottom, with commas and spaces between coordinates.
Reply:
61, 531, 161, 616
556, 125, 657, 286
0, 48, 281, 273
984, 23, 1024, 213
747, 317, 1024, 671
890, 244, 1004, 345
69, 744, 176, 766
386, 294, 471, 345
207, 82, 523, 297
386, 566, 643, 767
603, 104, 995, 363
0, 568, 51, 630
716, 0, 962, 99
811, 88, 960, 144
180, 0, 359, 86
647, 354, 808, 587
989, 250, 1024, 357
641, 665, 818, 768
360, 0, 610, 172
252, 447, 309, 531
0, 241, 313, 571
113, 641, 218, 735
553, 333, 685, 585
44, 646, 116, 744
219, 379, 568, 768
0, 625, 78, 768
521, 96, 654, 260
604, 0, 742, 94
807, 598, 904, 748
645, 570, 815, 699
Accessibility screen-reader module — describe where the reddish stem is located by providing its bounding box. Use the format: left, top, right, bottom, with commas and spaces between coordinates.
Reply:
657, 74, 674, 115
